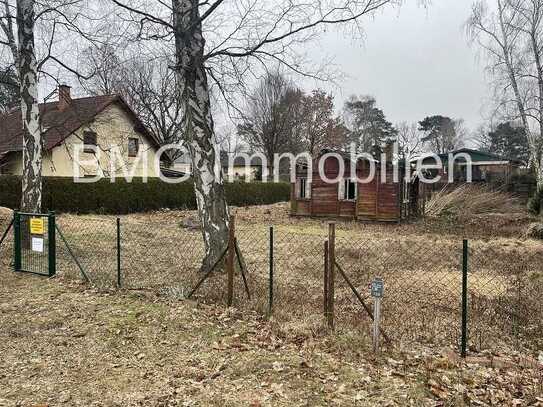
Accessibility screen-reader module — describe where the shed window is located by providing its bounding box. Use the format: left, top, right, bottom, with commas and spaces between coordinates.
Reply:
339, 178, 357, 201
403, 179, 410, 204
297, 178, 310, 199
83, 131, 97, 153
128, 138, 140, 157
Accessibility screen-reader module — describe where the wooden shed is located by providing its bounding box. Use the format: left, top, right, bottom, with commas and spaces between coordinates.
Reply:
291, 151, 421, 222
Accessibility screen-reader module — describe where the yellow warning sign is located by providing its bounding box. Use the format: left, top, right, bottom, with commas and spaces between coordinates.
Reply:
30, 218, 44, 235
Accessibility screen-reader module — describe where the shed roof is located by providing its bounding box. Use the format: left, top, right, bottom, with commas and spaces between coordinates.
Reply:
426, 148, 523, 165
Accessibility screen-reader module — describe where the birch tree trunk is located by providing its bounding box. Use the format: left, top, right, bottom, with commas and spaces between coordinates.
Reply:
496, 0, 543, 186
172, 0, 230, 272
530, 31, 543, 186
17, 0, 42, 213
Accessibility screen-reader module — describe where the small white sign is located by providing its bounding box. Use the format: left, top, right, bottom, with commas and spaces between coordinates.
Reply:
32, 237, 44, 253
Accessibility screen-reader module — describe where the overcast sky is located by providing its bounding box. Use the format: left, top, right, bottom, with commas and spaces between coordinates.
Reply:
307, 0, 488, 133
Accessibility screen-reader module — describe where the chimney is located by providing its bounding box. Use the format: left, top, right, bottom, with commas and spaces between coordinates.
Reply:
58, 84, 71, 110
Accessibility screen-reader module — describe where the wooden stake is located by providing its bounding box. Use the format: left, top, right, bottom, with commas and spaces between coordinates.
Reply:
234, 237, 250, 299
335, 261, 391, 344
186, 247, 227, 299
324, 240, 329, 317
328, 223, 335, 330
227, 215, 235, 307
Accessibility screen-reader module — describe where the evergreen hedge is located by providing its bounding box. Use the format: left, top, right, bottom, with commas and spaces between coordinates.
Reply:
0, 176, 291, 214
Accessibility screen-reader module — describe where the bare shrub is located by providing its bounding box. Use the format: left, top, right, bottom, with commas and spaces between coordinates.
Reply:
425, 184, 518, 218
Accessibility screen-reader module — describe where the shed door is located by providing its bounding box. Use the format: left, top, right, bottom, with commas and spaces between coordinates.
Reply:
356, 172, 378, 220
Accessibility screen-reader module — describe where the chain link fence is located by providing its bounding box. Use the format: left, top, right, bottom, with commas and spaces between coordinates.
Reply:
1, 211, 542, 354
0, 210, 13, 272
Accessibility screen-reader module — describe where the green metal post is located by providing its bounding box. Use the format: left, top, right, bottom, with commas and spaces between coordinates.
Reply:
117, 217, 121, 288
461, 239, 468, 358
268, 226, 274, 316
48, 213, 56, 277
13, 212, 21, 272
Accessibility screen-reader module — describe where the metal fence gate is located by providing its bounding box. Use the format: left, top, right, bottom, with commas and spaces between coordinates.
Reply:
13, 212, 56, 277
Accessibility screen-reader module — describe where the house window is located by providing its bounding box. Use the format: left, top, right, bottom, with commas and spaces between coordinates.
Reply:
298, 177, 310, 199
339, 178, 357, 201
128, 138, 140, 157
83, 131, 97, 153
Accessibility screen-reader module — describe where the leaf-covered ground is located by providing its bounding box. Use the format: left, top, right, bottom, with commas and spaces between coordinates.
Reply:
0, 271, 541, 407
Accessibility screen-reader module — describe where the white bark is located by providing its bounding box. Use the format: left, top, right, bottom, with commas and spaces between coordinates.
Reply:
17, 0, 42, 212
511, 0, 543, 186
172, 0, 230, 271
111, 0, 395, 269
468, 0, 543, 186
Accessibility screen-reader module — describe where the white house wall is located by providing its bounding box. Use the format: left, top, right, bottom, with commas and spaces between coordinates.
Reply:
2, 104, 161, 178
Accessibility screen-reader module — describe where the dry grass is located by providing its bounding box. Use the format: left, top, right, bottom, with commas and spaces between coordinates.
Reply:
2, 203, 543, 353
425, 184, 519, 218
1, 203, 535, 354
1, 205, 543, 405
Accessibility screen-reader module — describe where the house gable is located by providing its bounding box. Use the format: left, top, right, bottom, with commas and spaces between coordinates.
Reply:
48, 103, 161, 178
0, 95, 163, 178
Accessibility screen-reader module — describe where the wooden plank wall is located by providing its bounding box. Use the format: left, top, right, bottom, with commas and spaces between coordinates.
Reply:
311, 176, 339, 216
376, 166, 400, 221
357, 167, 378, 220
291, 156, 401, 221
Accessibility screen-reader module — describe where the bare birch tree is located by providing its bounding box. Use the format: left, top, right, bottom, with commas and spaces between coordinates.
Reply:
110, 0, 397, 272
508, 0, 543, 172
17, 0, 41, 213
396, 121, 422, 160
467, 0, 543, 184
0, 0, 102, 211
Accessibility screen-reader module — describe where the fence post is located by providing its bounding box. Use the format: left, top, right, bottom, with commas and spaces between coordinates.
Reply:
514, 271, 521, 350
328, 223, 335, 330
461, 239, 468, 358
13, 212, 21, 272
117, 217, 121, 288
227, 215, 235, 307
324, 240, 329, 317
373, 295, 382, 352
48, 212, 56, 277
371, 278, 384, 353
268, 226, 274, 316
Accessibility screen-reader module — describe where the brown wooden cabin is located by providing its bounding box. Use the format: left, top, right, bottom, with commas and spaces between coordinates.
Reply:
291, 151, 421, 222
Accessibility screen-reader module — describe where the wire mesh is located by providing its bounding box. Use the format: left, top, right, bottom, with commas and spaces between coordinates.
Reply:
0, 210, 13, 272
2, 211, 542, 353
56, 215, 117, 285
469, 241, 543, 352
18, 214, 51, 275
120, 216, 206, 295
335, 234, 463, 346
